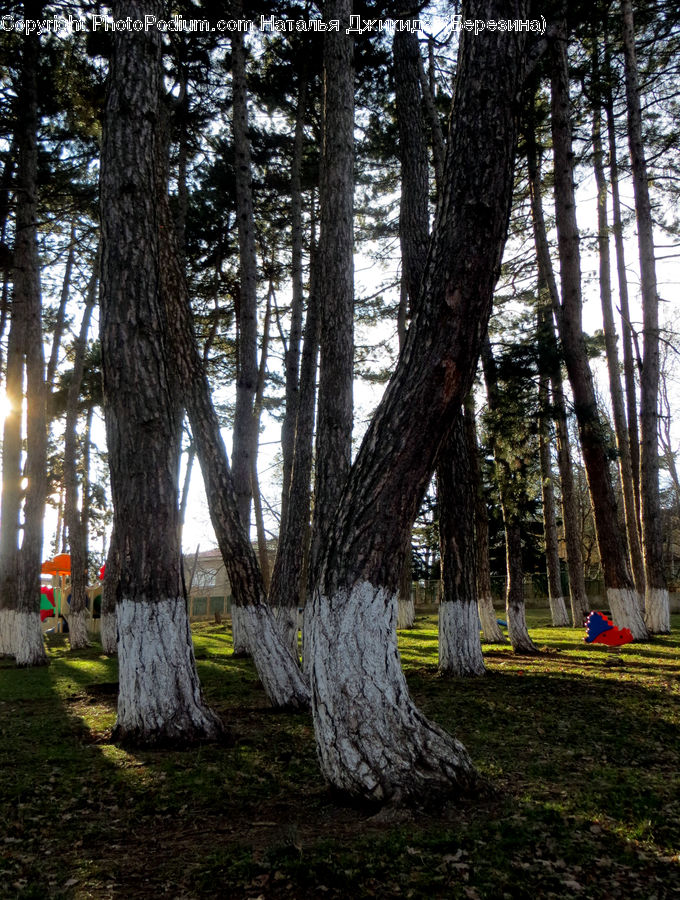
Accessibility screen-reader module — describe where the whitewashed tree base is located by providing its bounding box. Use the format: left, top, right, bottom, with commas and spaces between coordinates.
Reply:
99, 609, 117, 655
272, 605, 300, 662
439, 600, 486, 677
230, 605, 251, 657
114, 596, 222, 744
644, 587, 670, 634
477, 595, 506, 643
548, 596, 571, 627
310, 582, 478, 804
68, 610, 90, 650
397, 597, 415, 630
607, 587, 648, 640
14, 611, 47, 667
507, 605, 539, 654
0, 609, 17, 657
237, 604, 309, 709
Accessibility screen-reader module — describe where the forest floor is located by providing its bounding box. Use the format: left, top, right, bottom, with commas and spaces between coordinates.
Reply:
1, 611, 680, 899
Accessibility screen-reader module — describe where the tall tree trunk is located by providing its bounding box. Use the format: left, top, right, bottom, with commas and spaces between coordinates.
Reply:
252, 284, 272, 590
604, 50, 641, 529
63, 263, 98, 650
481, 338, 539, 654
550, 20, 647, 639
537, 307, 570, 627
14, 0, 47, 667
269, 255, 321, 661
280, 81, 307, 526
464, 399, 505, 643
621, 0, 669, 633
309, 0, 528, 804
100, 0, 222, 743
591, 49, 645, 597
438, 410, 486, 676
100, 525, 119, 656
526, 109, 590, 626
308, 0, 355, 585
46, 221, 75, 395
231, 9, 259, 537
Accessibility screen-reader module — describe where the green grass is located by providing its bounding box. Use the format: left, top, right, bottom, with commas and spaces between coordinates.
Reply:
2, 612, 680, 898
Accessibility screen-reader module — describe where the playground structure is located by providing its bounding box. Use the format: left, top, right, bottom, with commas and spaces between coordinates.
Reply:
40, 553, 102, 635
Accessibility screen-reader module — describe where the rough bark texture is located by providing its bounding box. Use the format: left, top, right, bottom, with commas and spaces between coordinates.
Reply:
591, 62, 645, 597
482, 339, 539, 655
621, 0, 669, 633
526, 118, 589, 626
550, 23, 647, 639
14, 5, 47, 667
309, 1, 528, 804
308, 0, 355, 584
231, 12, 260, 536
100, 0, 221, 742
438, 412, 486, 676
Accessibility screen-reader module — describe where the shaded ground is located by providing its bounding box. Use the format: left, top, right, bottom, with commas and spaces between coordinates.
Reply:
1, 613, 680, 898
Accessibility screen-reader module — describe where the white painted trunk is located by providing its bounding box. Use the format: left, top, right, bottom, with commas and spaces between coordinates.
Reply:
68, 609, 90, 650
548, 596, 571, 627
99, 608, 117, 655
607, 587, 648, 640
644, 587, 670, 634
14, 611, 47, 667
230, 605, 251, 656
310, 581, 478, 803
507, 605, 539, 655
438, 599, 486, 677
272, 605, 300, 661
115, 596, 222, 744
237, 604, 309, 709
397, 596, 415, 629
477, 594, 506, 643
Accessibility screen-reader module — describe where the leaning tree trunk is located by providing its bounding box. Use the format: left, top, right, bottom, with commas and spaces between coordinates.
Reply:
14, 5, 47, 668
621, 0, 669, 633
307, 0, 355, 586
63, 263, 98, 650
437, 410, 486, 676
309, 0, 529, 805
537, 309, 571, 627
526, 113, 590, 627
464, 400, 505, 643
100, 0, 222, 744
481, 338, 539, 655
550, 20, 647, 639
591, 54, 645, 597
230, 10, 260, 537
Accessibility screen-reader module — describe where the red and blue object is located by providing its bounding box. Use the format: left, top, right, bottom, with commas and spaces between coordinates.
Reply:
584, 611, 633, 647
40, 586, 55, 622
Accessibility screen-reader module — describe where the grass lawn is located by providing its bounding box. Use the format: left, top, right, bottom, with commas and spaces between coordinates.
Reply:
1, 610, 680, 898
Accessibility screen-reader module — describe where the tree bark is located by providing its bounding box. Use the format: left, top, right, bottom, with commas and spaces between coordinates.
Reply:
550, 20, 647, 639
526, 110, 589, 626
438, 410, 486, 676
591, 50, 645, 597
46, 221, 76, 396
100, 526, 119, 655
464, 399, 505, 643
309, 0, 529, 804
308, 0, 355, 585
14, 1, 47, 667
537, 307, 571, 627
621, 0, 669, 633
63, 262, 98, 650
231, 9, 260, 536
100, 0, 222, 743
481, 338, 539, 654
